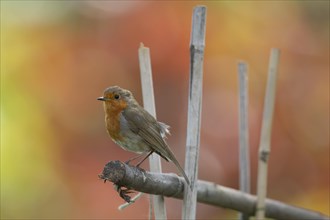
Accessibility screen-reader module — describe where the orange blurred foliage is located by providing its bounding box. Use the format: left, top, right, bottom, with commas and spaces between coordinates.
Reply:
1, 1, 329, 219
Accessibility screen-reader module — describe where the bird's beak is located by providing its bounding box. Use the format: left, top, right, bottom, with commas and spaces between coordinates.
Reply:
97, 97, 106, 101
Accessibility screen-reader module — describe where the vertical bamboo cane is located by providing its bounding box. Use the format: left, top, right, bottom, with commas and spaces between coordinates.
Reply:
256, 48, 280, 220
182, 6, 207, 220
238, 61, 251, 220
139, 43, 167, 220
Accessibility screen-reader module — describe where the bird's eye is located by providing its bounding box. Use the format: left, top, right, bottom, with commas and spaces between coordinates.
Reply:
114, 94, 120, 100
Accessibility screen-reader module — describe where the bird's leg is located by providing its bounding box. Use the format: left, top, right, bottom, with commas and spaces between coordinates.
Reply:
125, 153, 145, 165
136, 150, 154, 167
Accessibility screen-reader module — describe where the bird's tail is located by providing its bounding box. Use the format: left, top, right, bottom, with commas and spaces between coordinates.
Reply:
170, 155, 191, 188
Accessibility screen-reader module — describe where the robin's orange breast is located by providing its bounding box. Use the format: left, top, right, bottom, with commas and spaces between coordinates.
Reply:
105, 112, 123, 142
104, 103, 151, 153
104, 99, 128, 140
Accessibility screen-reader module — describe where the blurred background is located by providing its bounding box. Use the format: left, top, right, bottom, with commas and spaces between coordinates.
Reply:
1, 1, 329, 219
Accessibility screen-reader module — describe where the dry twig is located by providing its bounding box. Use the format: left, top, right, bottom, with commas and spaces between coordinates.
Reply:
99, 161, 329, 220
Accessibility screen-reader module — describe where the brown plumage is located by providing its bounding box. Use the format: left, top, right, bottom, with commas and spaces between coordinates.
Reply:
98, 86, 190, 186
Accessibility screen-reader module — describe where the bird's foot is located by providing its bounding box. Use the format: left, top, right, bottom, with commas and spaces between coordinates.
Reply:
114, 184, 134, 203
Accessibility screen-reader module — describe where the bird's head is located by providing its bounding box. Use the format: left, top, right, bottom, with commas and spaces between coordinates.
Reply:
97, 86, 134, 113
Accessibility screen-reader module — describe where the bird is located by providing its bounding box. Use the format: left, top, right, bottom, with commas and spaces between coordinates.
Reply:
97, 86, 190, 186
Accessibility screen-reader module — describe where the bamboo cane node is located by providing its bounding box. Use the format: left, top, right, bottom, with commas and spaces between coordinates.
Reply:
190, 46, 204, 54
259, 151, 270, 163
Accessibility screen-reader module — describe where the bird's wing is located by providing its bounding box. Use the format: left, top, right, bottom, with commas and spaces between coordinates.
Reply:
122, 105, 169, 159
123, 105, 190, 185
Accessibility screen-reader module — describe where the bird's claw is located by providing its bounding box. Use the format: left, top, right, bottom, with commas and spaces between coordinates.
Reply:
114, 184, 134, 203
119, 190, 132, 203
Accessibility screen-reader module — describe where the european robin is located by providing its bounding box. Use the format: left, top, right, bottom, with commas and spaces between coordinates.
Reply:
97, 86, 190, 186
